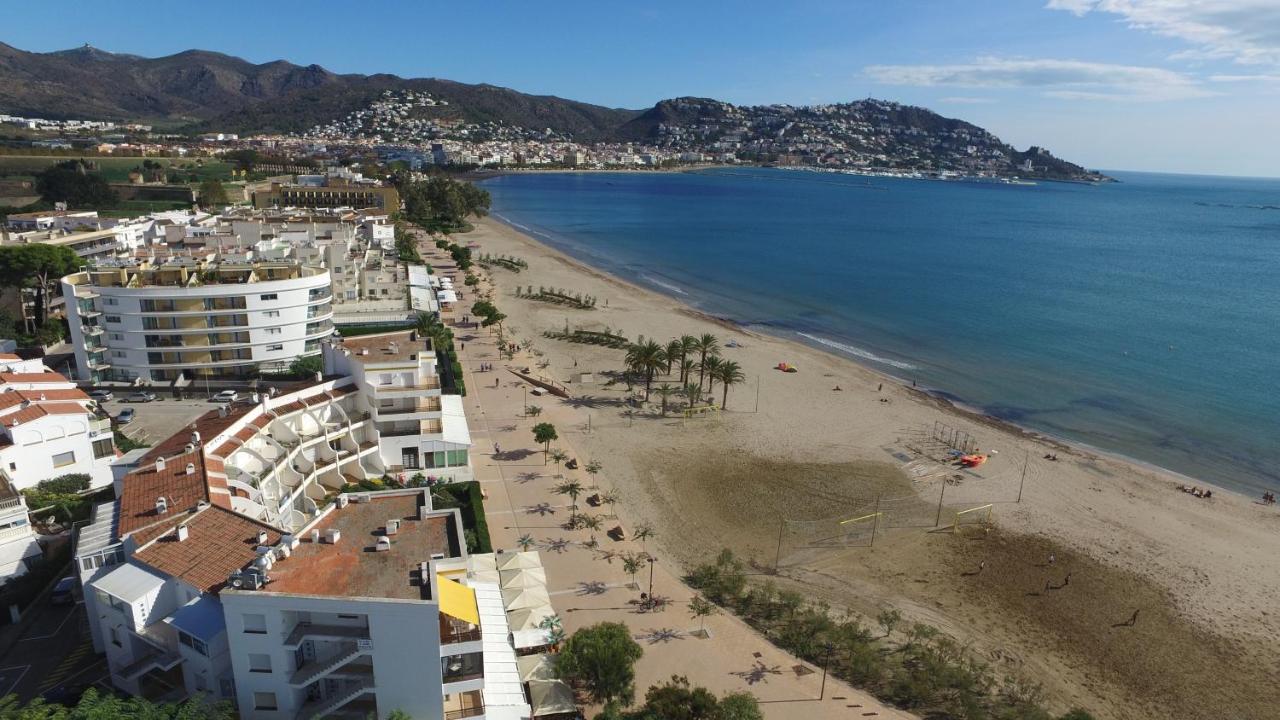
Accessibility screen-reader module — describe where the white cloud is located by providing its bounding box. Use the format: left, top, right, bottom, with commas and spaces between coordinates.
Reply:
864, 57, 1211, 101
1046, 0, 1280, 66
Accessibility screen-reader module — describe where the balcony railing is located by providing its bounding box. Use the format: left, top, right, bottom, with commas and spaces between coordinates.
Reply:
283, 622, 370, 648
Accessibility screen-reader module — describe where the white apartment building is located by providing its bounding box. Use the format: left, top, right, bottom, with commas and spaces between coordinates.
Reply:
0, 354, 115, 490
0, 474, 41, 584
61, 259, 334, 383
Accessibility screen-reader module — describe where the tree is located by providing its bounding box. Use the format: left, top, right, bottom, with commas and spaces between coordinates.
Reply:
632, 524, 655, 549
555, 478, 585, 515
197, 178, 229, 207
689, 594, 717, 635
525, 404, 542, 418
653, 384, 677, 416
584, 459, 602, 488
0, 688, 236, 719
714, 360, 745, 409
683, 382, 704, 408
622, 552, 644, 589
624, 340, 667, 401
555, 622, 644, 706
517, 533, 536, 551
289, 355, 323, 377
532, 423, 558, 462
0, 244, 84, 325
664, 339, 683, 376
549, 448, 568, 465
677, 335, 698, 384
634, 676, 719, 720
877, 608, 903, 638
34, 161, 117, 208
715, 693, 764, 720
701, 355, 724, 400
694, 333, 719, 389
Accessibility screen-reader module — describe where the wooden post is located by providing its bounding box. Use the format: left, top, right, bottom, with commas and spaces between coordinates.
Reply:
870, 495, 882, 547
1018, 449, 1028, 503
934, 479, 947, 527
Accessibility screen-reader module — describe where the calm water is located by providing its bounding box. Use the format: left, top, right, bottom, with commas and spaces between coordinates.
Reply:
482, 168, 1280, 495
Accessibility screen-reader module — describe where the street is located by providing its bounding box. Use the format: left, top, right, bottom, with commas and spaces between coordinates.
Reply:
0, 594, 108, 704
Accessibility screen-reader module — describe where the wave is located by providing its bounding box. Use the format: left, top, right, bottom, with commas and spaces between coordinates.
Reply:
641, 274, 689, 296
796, 332, 917, 370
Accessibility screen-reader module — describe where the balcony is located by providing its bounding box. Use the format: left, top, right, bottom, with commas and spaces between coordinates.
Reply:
73, 288, 100, 299
289, 640, 371, 687
443, 690, 485, 720
283, 622, 370, 649
81, 324, 104, 336
371, 379, 441, 394
294, 678, 373, 720
440, 616, 481, 646
89, 417, 112, 436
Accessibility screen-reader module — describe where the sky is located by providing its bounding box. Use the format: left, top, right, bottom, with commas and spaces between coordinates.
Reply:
4, 0, 1280, 176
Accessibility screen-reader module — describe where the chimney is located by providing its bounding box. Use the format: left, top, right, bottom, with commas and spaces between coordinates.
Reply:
196, 500, 210, 512
375, 536, 391, 552
176, 523, 189, 542
218, 406, 227, 418
155, 496, 168, 514
256, 530, 268, 545
155, 456, 166, 472
185, 462, 196, 475
190, 430, 201, 445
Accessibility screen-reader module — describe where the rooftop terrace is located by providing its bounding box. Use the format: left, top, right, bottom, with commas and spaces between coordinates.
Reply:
332, 330, 433, 362
263, 491, 461, 601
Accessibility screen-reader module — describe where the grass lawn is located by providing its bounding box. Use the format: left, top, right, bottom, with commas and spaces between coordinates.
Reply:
0, 155, 235, 182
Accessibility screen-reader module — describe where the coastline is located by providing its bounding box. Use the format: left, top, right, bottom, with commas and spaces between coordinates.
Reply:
463, 212, 1280, 718
488, 211, 1236, 502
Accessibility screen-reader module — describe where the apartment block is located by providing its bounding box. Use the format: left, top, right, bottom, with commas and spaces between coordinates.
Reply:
61, 259, 334, 383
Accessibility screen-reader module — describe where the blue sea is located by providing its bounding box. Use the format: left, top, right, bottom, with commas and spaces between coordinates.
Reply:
481, 168, 1280, 496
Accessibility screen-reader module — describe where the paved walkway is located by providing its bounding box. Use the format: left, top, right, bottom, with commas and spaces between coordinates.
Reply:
422, 239, 911, 719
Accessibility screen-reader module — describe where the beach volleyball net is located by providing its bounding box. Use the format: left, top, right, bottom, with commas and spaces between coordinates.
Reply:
784, 508, 881, 548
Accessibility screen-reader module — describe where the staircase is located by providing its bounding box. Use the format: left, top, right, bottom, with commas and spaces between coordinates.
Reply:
288, 641, 367, 687
294, 679, 373, 720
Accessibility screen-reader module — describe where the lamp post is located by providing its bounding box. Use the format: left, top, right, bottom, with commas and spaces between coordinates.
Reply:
646, 556, 657, 608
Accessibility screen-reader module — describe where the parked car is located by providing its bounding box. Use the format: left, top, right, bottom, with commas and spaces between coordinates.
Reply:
87, 390, 113, 402
125, 391, 156, 403
116, 408, 136, 425
210, 390, 238, 403
50, 576, 77, 606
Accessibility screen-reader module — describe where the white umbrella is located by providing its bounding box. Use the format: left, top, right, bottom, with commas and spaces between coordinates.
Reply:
502, 585, 551, 611
529, 680, 577, 717
499, 567, 548, 589
517, 654, 558, 683
496, 551, 543, 571
507, 604, 556, 632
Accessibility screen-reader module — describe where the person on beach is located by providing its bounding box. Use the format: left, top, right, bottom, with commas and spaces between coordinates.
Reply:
1048, 553, 1056, 566
494, 443, 501, 455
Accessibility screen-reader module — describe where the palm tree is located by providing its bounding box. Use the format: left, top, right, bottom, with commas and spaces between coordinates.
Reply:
625, 340, 667, 401
694, 333, 719, 389
584, 459, 602, 488
554, 479, 585, 514
664, 339, 683, 376
714, 360, 745, 409
678, 335, 698, 383
622, 552, 644, 590
549, 448, 568, 466
701, 355, 724, 399
632, 524, 655, 550
678, 357, 695, 387
683, 382, 703, 408
517, 533, 536, 551
653, 384, 677, 416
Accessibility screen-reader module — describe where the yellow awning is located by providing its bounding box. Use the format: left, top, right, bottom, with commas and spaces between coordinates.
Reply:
437, 574, 480, 626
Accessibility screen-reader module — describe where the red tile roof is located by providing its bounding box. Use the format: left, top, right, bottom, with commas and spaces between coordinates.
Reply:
118, 449, 219, 536
134, 505, 282, 594
0, 372, 71, 383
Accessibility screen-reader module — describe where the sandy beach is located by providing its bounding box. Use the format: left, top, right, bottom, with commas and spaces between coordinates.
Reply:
458, 215, 1280, 719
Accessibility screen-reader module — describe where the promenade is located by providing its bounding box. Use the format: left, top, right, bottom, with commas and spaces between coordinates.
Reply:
420, 237, 911, 719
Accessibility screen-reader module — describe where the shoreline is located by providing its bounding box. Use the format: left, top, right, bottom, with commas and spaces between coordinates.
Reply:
484, 211, 1247, 504
463, 212, 1280, 717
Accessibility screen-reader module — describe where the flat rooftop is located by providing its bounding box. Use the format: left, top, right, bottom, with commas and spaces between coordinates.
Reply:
334, 330, 432, 362
264, 492, 460, 601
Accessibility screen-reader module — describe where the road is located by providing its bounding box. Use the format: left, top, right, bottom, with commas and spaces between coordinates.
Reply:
0, 594, 108, 704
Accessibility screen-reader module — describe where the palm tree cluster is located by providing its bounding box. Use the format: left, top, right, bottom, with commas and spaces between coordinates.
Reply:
518, 285, 598, 309
623, 332, 745, 410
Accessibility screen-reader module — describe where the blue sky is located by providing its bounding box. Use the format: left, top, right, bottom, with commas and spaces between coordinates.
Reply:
4, 1, 1280, 176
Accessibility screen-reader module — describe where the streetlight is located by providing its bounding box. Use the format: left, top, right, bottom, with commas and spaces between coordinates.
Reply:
819, 642, 834, 700
646, 556, 657, 609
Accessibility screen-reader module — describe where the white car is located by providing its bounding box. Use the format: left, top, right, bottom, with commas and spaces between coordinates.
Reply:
210, 390, 238, 403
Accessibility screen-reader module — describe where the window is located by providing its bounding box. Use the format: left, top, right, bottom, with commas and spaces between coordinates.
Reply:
104, 297, 118, 306
111, 350, 126, 358
259, 293, 278, 301
109, 626, 121, 647
337, 614, 360, 619
219, 678, 235, 698
52, 451, 75, 468
104, 315, 121, 323
110, 333, 123, 341
253, 692, 277, 711
95, 589, 129, 613
248, 654, 272, 673
264, 310, 280, 318
266, 344, 283, 352
242, 613, 266, 634
266, 327, 281, 335
92, 438, 114, 459
178, 631, 209, 656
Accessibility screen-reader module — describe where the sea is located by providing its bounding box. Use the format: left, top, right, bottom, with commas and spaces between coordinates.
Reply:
480, 168, 1280, 497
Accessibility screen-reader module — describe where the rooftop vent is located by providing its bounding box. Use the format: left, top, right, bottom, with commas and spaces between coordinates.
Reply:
309, 529, 321, 543
176, 523, 189, 542
155, 456, 166, 472
324, 528, 341, 544
385, 519, 399, 535
190, 430, 200, 445
256, 530, 268, 545
155, 496, 168, 515
375, 536, 391, 552
276, 543, 291, 559
196, 500, 210, 512
228, 570, 266, 591
184, 443, 195, 453
218, 406, 227, 418
337, 494, 349, 508
185, 462, 196, 476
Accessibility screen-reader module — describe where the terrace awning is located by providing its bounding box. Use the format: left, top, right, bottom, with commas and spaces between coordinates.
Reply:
437, 574, 480, 625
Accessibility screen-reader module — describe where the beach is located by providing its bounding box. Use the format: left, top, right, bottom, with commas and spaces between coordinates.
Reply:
461, 215, 1280, 719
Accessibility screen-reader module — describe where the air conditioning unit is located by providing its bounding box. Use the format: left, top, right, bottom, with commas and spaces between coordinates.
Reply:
385, 519, 399, 535
337, 495, 349, 508
324, 529, 341, 544
309, 529, 321, 543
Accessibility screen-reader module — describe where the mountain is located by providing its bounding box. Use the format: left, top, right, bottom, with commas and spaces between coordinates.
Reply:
0, 42, 1104, 180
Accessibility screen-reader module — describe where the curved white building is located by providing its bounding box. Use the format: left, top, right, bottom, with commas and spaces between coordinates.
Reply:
62, 260, 334, 383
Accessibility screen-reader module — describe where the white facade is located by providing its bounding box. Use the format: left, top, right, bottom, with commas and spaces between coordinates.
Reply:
0, 357, 115, 490
62, 262, 334, 383
0, 479, 41, 584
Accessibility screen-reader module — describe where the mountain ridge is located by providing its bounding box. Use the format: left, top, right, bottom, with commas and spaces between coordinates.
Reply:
0, 42, 1103, 179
